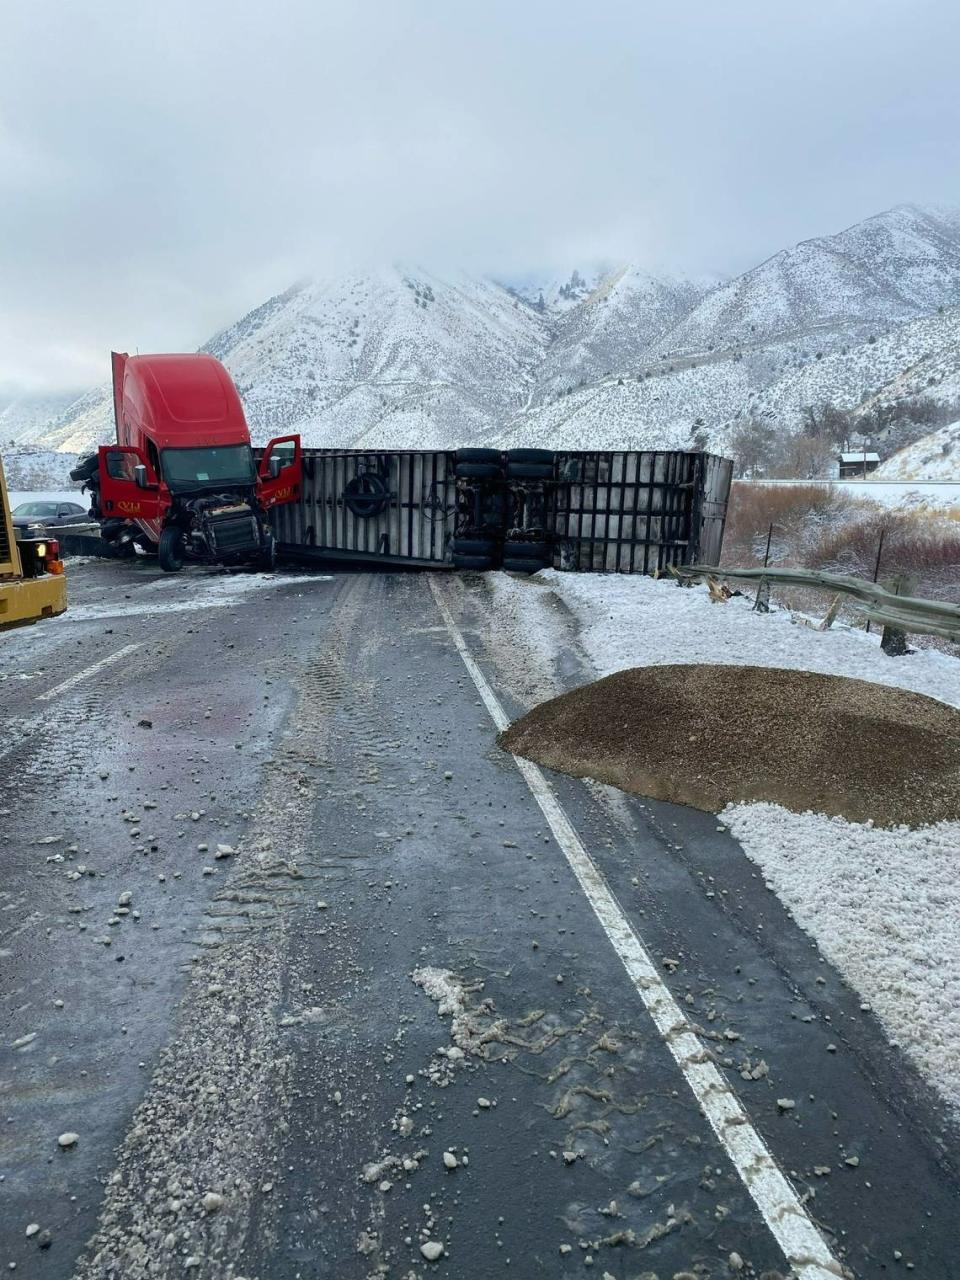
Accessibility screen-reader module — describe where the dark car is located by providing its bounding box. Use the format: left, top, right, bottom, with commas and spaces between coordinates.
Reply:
12, 500, 89, 532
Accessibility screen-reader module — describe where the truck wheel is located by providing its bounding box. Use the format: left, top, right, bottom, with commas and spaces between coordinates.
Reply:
504, 540, 552, 561
506, 461, 554, 480
455, 448, 502, 465
455, 462, 502, 479
506, 449, 553, 465
259, 531, 277, 571
451, 536, 496, 557
158, 527, 184, 573
502, 557, 543, 574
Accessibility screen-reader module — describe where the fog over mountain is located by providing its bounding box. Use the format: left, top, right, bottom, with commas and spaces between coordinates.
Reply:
9, 205, 960, 479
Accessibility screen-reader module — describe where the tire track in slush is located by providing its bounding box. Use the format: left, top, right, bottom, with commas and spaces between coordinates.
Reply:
73, 581, 364, 1280
428, 575, 846, 1280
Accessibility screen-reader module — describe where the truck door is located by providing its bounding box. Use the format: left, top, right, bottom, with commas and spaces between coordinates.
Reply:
259, 435, 302, 507
97, 446, 164, 522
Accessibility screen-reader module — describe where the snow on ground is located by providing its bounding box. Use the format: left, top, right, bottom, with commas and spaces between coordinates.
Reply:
491, 569, 960, 1114
530, 569, 960, 708
723, 804, 960, 1111
874, 420, 960, 482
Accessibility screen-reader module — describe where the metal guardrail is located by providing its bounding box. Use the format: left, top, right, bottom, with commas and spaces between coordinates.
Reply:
678, 564, 960, 645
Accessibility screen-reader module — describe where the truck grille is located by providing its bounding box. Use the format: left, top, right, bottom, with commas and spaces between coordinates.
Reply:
207, 512, 259, 556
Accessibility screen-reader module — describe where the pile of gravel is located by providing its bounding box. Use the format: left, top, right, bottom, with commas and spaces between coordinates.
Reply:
499, 664, 960, 828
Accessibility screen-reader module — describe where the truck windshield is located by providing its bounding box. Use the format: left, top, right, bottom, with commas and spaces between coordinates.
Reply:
161, 445, 256, 493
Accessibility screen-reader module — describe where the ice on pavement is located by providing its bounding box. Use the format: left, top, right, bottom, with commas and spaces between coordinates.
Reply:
491, 569, 960, 1115
63, 570, 333, 623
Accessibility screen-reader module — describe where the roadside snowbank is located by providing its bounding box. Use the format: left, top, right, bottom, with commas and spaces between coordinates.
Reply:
723, 804, 960, 1112
534, 569, 960, 710
493, 570, 960, 1114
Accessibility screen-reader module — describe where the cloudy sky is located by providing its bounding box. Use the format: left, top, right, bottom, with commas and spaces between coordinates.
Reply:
2, 0, 959, 392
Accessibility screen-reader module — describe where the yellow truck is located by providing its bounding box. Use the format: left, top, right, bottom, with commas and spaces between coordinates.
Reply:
0, 455, 67, 630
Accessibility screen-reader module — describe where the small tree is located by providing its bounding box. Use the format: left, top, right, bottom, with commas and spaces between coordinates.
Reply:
729, 417, 777, 477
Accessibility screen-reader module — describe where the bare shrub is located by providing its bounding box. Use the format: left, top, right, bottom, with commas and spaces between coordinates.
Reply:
722, 482, 856, 566
807, 510, 960, 579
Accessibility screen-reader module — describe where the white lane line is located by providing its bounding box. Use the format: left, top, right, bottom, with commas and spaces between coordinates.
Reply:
35, 643, 141, 702
428, 577, 845, 1280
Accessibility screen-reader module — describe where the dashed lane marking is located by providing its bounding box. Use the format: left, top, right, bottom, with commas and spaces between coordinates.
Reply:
35, 643, 141, 702
429, 575, 845, 1280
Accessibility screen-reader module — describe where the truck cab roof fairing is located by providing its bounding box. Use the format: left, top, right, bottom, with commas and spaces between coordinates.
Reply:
111, 352, 251, 449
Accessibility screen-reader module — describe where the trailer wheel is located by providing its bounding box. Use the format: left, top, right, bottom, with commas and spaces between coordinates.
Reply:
506, 461, 554, 480
158, 527, 184, 573
504, 540, 552, 561
502, 557, 543, 574
451, 536, 496, 556
455, 448, 502, 465
452, 553, 493, 571
258, 530, 277, 571
455, 462, 502, 480
506, 449, 553, 465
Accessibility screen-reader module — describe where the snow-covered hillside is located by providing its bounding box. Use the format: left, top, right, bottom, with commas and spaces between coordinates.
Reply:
875, 420, 960, 480
206, 269, 549, 447
529, 266, 709, 402
11, 203, 960, 456
1, 446, 80, 491
1, 390, 84, 446
660, 203, 960, 357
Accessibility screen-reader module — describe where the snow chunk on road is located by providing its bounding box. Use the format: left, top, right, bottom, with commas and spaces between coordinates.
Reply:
724, 802, 960, 1113
411, 966, 486, 1059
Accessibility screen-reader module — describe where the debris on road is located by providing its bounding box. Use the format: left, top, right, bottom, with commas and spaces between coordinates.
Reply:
499, 663, 960, 827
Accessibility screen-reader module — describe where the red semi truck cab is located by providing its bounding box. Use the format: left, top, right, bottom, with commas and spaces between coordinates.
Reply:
80, 352, 301, 571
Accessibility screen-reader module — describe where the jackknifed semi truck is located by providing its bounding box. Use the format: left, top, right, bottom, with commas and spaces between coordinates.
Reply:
71, 351, 733, 575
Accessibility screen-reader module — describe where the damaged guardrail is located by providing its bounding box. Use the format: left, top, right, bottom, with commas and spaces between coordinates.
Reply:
676, 564, 960, 651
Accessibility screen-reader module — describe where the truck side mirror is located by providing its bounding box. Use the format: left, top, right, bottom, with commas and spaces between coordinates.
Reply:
268, 455, 282, 479
134, 464, 148, 489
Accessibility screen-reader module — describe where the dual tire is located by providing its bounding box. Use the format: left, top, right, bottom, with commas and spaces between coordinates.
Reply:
454, 449, 503, 480
506, 448, 553, 481
452, 534, 495, 571
454, 448, 554, 481
503, 538, 553, 574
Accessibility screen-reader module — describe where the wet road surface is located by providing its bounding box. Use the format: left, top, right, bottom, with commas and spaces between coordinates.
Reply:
0, 559, 957, 1279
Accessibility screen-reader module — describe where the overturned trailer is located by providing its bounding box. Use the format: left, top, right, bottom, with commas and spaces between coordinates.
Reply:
265, 447, 733, 573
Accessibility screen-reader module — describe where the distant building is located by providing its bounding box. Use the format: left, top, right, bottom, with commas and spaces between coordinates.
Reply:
838, 450, 880, 478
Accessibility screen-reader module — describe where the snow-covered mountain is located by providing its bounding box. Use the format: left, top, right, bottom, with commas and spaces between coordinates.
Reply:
1, 390, 85, 446
660, 203, 960, 357
10, 204, 960, 465
528, 266, 710, 402
203, 269, 548, 447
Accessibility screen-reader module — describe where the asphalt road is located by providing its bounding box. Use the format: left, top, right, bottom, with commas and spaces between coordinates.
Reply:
0, 559, 957, 1280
